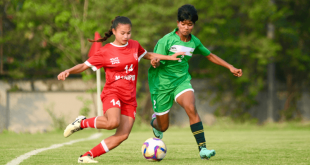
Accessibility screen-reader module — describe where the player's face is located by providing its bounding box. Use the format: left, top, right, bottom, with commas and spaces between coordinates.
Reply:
177, 20, 194, 36
113, 23, 131, 45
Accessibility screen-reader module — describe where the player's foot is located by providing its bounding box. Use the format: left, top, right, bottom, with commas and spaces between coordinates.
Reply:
199, 147, 216, 160
64, 116, 86, 138
78, 155, 98, 163
152, 127, 163, 139
151, 113, 163, 139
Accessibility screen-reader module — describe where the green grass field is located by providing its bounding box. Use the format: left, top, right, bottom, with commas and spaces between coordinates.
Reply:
1, 121, 310, 165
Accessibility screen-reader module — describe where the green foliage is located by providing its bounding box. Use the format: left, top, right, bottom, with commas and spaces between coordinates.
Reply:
77, 96, 92, 117
45, 103, 66, 130
1, 0, 309, 122
8, 84, 20, 91
188, 0, 310, 121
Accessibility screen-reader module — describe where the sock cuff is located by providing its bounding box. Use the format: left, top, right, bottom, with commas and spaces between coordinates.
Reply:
100, 140, 109, 152
94, 117, 98, 129
89, 150, 94, 157
81, 120, 85, 128
190, 121, 204, 132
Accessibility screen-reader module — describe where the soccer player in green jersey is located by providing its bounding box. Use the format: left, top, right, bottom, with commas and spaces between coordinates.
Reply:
148, 4, 243, 160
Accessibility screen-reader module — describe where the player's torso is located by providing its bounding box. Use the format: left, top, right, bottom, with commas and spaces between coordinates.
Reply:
167, 38, 196, 63
103, 42, 140, 88
149, 35, 198, 93
160, 36, 198, 74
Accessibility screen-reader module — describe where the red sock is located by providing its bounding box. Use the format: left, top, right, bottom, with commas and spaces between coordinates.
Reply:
80, 117, 97, 129
82, 140, 109, 158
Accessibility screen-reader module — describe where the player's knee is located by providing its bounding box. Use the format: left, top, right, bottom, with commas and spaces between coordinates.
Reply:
185, 104, 196, 111
107, 119, 120, 130
184, 104, 197, 115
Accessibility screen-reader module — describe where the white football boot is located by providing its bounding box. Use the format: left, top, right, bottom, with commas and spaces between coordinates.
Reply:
64, 116, 86, 138
78, 155, 98, 163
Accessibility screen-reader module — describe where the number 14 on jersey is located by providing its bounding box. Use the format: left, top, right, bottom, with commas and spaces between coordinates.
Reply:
125, 64, 133, 73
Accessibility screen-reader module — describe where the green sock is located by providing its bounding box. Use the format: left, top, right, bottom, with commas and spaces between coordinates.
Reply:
190, 121, 206, 151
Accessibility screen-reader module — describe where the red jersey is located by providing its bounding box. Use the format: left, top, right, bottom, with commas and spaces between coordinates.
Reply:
84, 39, 147, 107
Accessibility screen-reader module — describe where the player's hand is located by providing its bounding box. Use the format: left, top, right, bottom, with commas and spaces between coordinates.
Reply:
229, 66, 242, 77
151, 57, 160, 68
169, 52, 185, 60
57, 70, 70, 80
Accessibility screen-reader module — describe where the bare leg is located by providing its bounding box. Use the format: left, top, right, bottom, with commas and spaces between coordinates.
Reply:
152, 113, 169, 132
95, 107, 121, 130
104, 115, 135, 150
81, 115, 135, 159
176, 91, 201, 124
175, 90, 215, 159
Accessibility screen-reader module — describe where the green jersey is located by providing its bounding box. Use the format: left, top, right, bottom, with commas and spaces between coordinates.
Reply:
148, 28, 211, 94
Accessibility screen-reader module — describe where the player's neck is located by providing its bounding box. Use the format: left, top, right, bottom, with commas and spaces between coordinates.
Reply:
112, 40, 128, 46
176, 31, 191, 42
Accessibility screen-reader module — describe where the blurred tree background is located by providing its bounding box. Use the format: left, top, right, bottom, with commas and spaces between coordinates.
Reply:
0, 0, 309, 122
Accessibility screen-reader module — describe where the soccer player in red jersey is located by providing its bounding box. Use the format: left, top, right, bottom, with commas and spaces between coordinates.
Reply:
57, 16, 182, 163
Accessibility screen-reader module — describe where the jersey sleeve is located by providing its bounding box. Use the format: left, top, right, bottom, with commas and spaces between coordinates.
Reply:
153, 39, 169, 55
154, 39, 169, 64
84, 49, 106, 71
193, 39, 211, 56
137, 42, 147, 62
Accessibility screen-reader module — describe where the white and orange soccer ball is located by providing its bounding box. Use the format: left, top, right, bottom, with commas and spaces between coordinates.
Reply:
141, 138, 167, 161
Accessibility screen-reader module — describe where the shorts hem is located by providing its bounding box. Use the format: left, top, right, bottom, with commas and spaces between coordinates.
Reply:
175, 88, 194, 102
121, 112, 136, 120
154, 110, 170, 116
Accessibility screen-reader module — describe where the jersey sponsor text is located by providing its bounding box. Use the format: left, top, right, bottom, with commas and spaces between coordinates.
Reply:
115, 75, 135, 81
110, 57, 120, 65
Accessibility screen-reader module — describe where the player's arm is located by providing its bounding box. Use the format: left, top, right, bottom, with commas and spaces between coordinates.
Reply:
143, 52, 184, 68
206, 53, 243, 77
143, 52, 183, 61
194, 38, 242, 77
57, 63, 89, 81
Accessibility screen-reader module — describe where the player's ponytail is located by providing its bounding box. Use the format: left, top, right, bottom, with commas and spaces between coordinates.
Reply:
88, 16, 132, 43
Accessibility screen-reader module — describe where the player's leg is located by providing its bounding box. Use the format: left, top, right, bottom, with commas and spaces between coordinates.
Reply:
79, 114, 134, 163
175, 84, 215, 160
150, 93, 173, 139
151, 113, 169, 139
90, 107, 121, 129
175, 89, 199, 125
102, 114, 134, 150
79, 103, 135, 163
64, 96, 121, 138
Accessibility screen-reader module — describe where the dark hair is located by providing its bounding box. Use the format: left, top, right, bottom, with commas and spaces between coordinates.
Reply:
88, 16, 132, 42
177, 4, 198, 24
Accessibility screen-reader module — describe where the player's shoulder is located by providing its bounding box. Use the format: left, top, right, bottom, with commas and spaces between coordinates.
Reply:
157, 31, 176, 45
191, 34, 201, 44
161, 30, 176, 40
96, 44, 110, 53
97, 43, 117, 56
128, 39, 140, 45
101, 43, 112, 50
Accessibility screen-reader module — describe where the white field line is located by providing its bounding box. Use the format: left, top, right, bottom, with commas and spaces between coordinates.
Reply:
6, 133, 103, 165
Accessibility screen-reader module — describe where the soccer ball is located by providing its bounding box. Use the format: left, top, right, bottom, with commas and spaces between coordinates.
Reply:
141, 138, 167, 161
